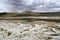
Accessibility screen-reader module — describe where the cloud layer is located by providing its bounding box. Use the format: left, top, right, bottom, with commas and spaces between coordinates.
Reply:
0, 0, 60, 12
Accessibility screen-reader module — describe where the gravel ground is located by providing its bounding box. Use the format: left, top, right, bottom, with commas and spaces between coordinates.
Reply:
0, 20, 60, 40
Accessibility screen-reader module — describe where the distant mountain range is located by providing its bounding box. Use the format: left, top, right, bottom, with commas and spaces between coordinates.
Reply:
0, 11, 60, 17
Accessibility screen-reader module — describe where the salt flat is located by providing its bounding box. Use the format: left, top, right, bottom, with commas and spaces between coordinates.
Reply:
0, 20, 60, 40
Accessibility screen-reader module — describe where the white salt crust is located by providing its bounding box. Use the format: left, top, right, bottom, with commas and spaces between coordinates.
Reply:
0, 20, 60, 40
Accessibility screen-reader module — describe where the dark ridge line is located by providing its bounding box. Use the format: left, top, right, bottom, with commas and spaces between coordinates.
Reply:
0, 12, 60, 17
0, 19, 60, 23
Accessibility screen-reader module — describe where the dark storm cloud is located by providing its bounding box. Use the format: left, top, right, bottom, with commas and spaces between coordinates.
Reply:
0, 0, 60, 12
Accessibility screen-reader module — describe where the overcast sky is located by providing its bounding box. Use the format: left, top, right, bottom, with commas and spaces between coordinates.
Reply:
0, 0, 60, 12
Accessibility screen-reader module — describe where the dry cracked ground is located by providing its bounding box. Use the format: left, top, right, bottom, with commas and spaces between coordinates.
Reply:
0, 20, 60, 40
